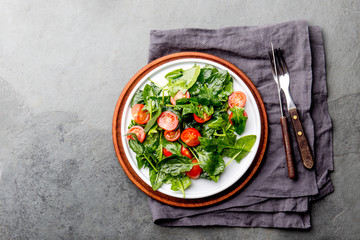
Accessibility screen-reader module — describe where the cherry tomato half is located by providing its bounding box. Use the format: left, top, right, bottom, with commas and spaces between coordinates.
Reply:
193, 112, 212, 123
181, 145, 193, 159
163, 148, 173, 157
164, 128, 181, 142
186, 159, 203, 179
131, 104, 150, 125
157, 111, 179, 131
193, 105, 212, 123
228, 91, 247, 108
127, 126, 146, 143
180, 128, 201, 147
229, 110, 248, 125
170, 91, 190, 105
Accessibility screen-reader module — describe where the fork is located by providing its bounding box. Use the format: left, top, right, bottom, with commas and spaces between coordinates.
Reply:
269, 46, 296, 179
275, 49, 314, 169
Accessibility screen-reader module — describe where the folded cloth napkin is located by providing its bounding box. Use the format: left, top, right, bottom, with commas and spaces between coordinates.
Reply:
147, 20, 333, 229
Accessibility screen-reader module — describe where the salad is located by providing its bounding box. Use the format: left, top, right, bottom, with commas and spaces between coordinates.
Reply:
126, 64, 256, 197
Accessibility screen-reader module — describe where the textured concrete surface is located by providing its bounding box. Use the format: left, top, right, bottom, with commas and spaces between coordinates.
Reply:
0, 0, 359, 239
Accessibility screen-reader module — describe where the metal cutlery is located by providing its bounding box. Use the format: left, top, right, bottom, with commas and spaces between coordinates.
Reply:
275, 49, 314, 169
269, 43, 296, 179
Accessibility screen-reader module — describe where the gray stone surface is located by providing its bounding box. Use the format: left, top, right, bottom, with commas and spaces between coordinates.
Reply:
0, 0, 359, 239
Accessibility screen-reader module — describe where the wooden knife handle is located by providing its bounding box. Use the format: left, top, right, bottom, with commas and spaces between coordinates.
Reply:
288, 108, 314, 169
280, 116, 296, 179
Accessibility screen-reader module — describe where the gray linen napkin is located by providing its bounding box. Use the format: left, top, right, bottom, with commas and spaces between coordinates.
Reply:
147, 20, 333, 228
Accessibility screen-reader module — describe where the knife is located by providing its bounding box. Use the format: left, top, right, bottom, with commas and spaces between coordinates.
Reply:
269, 43, 296, 179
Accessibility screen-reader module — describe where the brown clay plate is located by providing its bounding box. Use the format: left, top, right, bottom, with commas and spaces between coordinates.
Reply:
112, 52, 268, 207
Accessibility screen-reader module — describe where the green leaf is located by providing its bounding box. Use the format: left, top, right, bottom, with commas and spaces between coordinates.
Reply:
128, 138, 145, 155
170, 175, 191, 198
200, 122, 215, 138
127, 119, 143, 129
195, 147, 225, 182
131, 90, 144, 107
157, 155, 194, 176
144, 109, 162, 133
143, 130, 160, 154
222, 135, 257, 164
207, 112, 227, 130
155, 133, 163, 161
188, 65, 233, 106
165, 69, 183, 81
161, 138, 182, 156
180, 65, 201, 91
142, 84, 157, 118
143, 84, 156, 101
149, 82, 162, 95
167, 65, 201, 97
149, 168, 168, 191
229, 106, 248, 135
136, 155, 148, 169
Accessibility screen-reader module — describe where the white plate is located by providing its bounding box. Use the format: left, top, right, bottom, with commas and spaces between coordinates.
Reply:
121, 58, 261, 199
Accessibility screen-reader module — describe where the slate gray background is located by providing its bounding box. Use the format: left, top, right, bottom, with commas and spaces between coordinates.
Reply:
0, 0, 359, 239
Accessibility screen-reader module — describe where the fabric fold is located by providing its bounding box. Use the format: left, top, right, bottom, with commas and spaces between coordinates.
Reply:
147, 20, 333, 229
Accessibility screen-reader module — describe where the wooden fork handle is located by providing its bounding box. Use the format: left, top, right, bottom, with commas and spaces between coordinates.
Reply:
288, 108, 314, 169
280, 116, 296, 179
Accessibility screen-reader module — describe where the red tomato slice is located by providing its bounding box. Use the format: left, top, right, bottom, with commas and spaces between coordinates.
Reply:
229, 110, 248, 125
193, 105, 212, 123
127, 126, 146, 143
170, 91, 190, 105
180, 128, 201, 147
164, 129, 180, 142
193, 112, 211, 123
131, 104, 150, 125
228, 91, 247, 108
163, 148, 173, 157
181, 145, 193, 159
157, 111, 179, 131
186, 159, 203, 179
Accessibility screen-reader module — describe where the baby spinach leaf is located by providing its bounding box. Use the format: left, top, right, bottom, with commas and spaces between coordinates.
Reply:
199, 171, 221, 182
149, 168, 168, 191
200, 122, 215, 138
206, 112, 227, 130
155, 133, 163, 161
143, 84, 156, 101
129, 137, 145, 154
196, 85, 222, 106
161, 138, 182, 156
222, 135, 257, 163
144, 109, 162, 133
195, 147, 225, 182
131, 90, 144, 107
229, 106, 248, 135
143, 130, 160, 154
165, 69, 183, 81
188, 65, 233, 106
170, 175, 191, 198
149, 82, 162, 96
167, 65, 201, 97
142, 84, 157, 118
157, 155, 194, 176
136, 155, 148, 169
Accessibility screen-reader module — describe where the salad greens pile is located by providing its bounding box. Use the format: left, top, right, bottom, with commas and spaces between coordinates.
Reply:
127, 64, 256, 197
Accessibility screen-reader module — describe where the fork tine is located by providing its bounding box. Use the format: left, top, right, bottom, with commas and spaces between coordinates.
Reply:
268, 51, 275, 75
277, 49, 288, 73
274, 49, 284, 75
